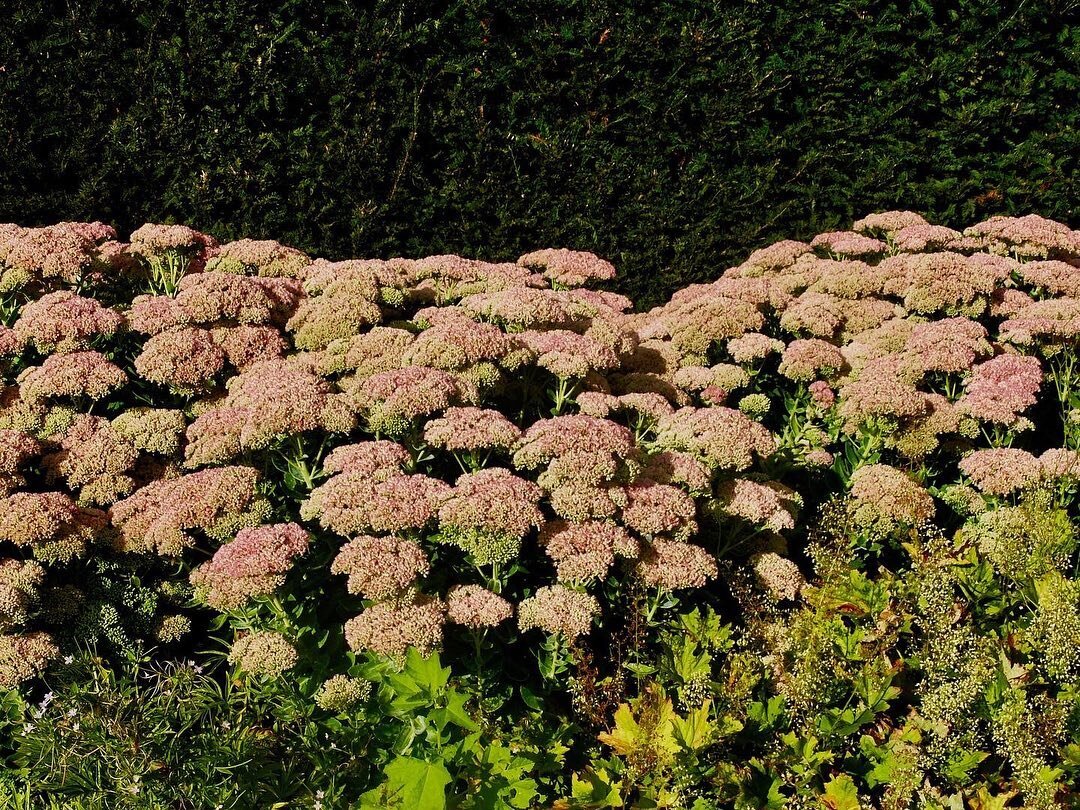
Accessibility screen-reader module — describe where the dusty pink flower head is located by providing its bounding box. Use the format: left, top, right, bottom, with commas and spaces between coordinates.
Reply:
959, 449, 1042, 496
513, 415, 635, 470
661, 295, 765, 360
211, 324, 287, 369
135, 328, 225, 390
810, 231, 888, 258
880, 252, 1005, 315
17, 351, 126, 401
778, 339, 846, 382
727, 332, 784, 364
891, 223, 962, 252
315, 327, 414, 378
540, 520, 637, 582
460, 288, 579, 330
1016, 260, 1080, 298
446, 585, 513, 628
518, 248, 616, 288
653, 406, 776, 471
642, 450, 712, 493
903, 318, 990, 374
129, 223, 216, 257
958, 354, 1042, 426
636, 539, 718, 590
174, 272, 304, 326
302, 471, 451, 537
190, 523, 310, 609
737, 240, 812, 275
323, 441, 410, 478
964, 214, 1080, 260
206, 238, 311, 278
127, 294, 190, 335
345, 595, 447, 658
852, 211, 929, 234
0, 221, 115, 285
331, 535, 429, 600
848, 464, 935, 529
0, 429, 41, 493
14, 291, 124, 354
750, 552, 806, 601
286, 276, 383, 350
184, 360, 349, 467
0, 631, 59, 688
717, 478, 800, 532
110, 466, 268, 556
424, 407, 522, 453
999, 297, 1080, 346
837, 357, 927, 428
404, 315, 523, 372
517, 584, 598, 639
41, 413, 139, 506
0, 491, 103, 562
808, 380, 836, 409
620, 479, 697, 540
439, 468, 544, 543
356, 366, 463, 431
1040, 448, 1080, 480
519, 329, 620, 378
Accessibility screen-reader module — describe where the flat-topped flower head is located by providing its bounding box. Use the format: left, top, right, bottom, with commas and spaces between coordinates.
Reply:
717, 479, 800, 532
0, 632, 59, 688
513, 415, 636, 470
205, 238, 311, 278
14, 291, 124, 354
190, 523, 310, 609
331, 535, 429, 600
848, 464, 934, 531
134, 328, 225, 391
356, 366, 463, 431
322, 441, 410, 479
959, 449, 1042, 496
0, 491, 103, 562
446, 585, 513, 628
438, 469, 544, 564
228, 631, 298, 677
303, 472, 451, 537
517, 585, 598, 639
540, 520, 636, 582
852, 211, 929, 235
344, 595, 446, 659
18, 351, 126, 401
958, 354, 1042, 426
424, 407, 522, 454
110, 465, 268, 556
518, 248, 616, 288
636, 539, 717, 590
653, 407, 775, 471
964, 214, 1080, 261
778, 339, 846, 382
810, 231, 888, 259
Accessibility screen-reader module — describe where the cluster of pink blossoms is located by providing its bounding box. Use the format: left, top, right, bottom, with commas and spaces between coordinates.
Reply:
0, 211, 1078, 684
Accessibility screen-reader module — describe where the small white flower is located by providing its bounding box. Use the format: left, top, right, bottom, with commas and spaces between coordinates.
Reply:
63, 655, 74, 664
66, 708, 77, 718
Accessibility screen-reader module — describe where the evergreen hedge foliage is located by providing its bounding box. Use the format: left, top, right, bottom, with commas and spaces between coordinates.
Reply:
0, 0, 1077, 307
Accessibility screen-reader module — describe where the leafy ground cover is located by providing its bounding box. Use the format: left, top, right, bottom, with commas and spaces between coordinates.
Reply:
0, 213, 1078, 807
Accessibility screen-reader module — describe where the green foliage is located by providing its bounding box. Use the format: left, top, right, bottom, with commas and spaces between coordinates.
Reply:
1, 1, 1077, 307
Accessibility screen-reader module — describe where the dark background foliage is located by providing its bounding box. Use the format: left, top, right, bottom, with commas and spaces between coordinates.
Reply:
0, 0, 1077, 307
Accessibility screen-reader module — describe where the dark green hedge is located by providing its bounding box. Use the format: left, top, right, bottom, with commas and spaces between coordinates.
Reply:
1, 1, 1077, 307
